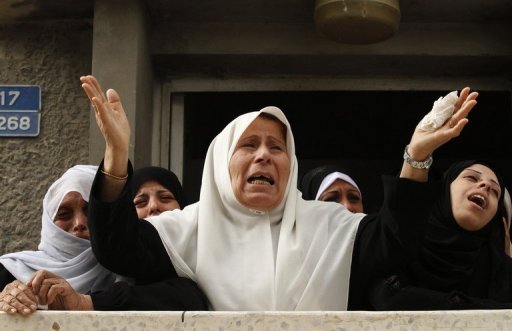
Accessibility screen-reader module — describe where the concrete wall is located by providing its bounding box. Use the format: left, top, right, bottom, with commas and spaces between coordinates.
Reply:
0, 20, 93, 254
2, 310, 512, 331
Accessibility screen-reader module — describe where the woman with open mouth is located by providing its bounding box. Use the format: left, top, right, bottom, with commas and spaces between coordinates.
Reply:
79, 75, 481, 311
370, 159, 512, 310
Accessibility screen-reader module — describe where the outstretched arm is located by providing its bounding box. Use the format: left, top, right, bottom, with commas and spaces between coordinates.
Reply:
80, 75, 130, 202
81, 75, 177, 281
349, 88, 479, 310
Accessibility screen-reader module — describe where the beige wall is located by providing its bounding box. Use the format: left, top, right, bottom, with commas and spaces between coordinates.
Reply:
0, 21, 92, 254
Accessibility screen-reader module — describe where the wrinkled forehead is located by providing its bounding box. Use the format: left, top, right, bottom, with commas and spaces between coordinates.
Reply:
228, 109, 294, 159
241, 113, 287, 141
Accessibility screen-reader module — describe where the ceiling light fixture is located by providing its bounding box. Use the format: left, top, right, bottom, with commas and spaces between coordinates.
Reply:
314, 0, 401, 44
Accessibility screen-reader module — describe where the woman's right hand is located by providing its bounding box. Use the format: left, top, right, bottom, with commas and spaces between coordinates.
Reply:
80, 75, 130, 178
28, 270, 92, 311
0, 280, 37, 315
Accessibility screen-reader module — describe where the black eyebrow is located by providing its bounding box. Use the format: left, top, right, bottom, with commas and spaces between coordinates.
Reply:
465, 168, 500, 188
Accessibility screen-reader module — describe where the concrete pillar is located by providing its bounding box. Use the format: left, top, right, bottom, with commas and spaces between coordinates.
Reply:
89, 0, 153, 167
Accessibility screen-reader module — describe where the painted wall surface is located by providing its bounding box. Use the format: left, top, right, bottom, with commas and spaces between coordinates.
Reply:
0, 21, 93, 255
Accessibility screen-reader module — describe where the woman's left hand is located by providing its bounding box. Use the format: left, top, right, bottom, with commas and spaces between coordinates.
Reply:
406, 87, 479, 161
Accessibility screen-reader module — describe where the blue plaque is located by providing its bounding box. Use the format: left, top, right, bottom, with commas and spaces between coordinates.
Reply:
0, 85, 41, 137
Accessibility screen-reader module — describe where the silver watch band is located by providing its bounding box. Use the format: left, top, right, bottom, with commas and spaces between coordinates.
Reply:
403, 145, 433, 169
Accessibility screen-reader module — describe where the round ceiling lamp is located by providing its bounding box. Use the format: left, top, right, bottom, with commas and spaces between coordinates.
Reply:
314, 0, 401, 44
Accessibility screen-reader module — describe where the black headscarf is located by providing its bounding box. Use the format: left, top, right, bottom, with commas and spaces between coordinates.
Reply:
300, 165, 361, 201
131, 166, 187, 208
412, 159, 510, 301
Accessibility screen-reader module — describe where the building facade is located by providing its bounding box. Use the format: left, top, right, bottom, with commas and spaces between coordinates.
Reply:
1, 0, 511, 253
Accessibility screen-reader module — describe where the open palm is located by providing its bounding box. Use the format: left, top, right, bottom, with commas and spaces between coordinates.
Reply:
407, 87, 478, 160
80, 75, 130, 155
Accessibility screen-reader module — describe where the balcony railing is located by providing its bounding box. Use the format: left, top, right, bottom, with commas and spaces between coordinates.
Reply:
2, 310, 512, 330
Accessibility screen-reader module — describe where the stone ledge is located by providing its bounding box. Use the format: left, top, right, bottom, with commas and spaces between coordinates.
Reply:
2, 310, 512, 330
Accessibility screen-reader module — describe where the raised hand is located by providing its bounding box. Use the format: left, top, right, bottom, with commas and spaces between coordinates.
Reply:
408, 87, 478, 161
28, 270, 92, 311
0, 279, 37, 315
401, 87, 479, 181
80, 75, 130, 178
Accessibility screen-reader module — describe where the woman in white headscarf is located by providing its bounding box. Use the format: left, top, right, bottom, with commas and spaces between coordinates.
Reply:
300, 165, 364, 213
0, 165, 115, 315
81, 75, 478, 310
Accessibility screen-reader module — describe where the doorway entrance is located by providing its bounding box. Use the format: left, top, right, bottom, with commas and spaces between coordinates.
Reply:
176, 90, 511, 212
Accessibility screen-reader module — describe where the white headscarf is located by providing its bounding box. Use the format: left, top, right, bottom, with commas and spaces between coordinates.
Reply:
0, 165, 114, 293
315, 171, 362, 200
148, 106, 364, 310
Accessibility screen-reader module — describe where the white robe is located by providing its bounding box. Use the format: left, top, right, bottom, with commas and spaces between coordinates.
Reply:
148, 107, 364, 310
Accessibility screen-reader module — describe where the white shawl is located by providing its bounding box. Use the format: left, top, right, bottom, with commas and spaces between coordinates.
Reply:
0, 165, 114, 293
148, 106, 364, 310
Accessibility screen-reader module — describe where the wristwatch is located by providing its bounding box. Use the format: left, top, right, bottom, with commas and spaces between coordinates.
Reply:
403, 145, 433, 169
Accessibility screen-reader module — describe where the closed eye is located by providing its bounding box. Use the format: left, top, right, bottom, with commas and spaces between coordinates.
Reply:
55, 211, 72, 221
320, 192, 339, 203
464, 175, 478, 182
134, 197, 148, 207
159, 195, 176, 202
347, 194, 361, 203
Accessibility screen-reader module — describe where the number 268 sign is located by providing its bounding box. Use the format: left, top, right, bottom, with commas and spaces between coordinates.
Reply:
0, 85, 41, 137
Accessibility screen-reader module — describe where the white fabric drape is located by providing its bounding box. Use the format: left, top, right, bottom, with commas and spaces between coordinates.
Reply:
0, 165, 114, 293
148, 106, 364, 310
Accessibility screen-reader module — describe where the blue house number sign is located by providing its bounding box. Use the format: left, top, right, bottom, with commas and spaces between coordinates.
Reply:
0, 85, 41, 137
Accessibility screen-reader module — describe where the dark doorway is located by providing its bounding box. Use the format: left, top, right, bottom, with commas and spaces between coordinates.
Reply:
181, 90, 512, 213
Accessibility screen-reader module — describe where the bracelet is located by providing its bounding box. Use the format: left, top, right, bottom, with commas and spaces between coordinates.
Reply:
100, 168, 128, 180
403, 145, 433, 169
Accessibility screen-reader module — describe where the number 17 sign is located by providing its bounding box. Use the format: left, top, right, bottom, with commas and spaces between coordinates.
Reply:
0, 85, 41, 137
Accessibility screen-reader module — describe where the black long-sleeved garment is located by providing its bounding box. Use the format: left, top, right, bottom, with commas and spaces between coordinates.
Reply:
1, 237, 205, 309
91, 277, 208, 310
347, 175, 434, 309
368, 161, 512, 311
0, 264, 15, 290
1, 262, 207, 311
89, 161, 436, 310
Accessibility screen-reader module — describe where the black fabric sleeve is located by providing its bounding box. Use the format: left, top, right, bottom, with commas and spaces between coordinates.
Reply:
90, 278, 209, 311
88, 160, 177, 284
0, 264, 16, 290
370, 274, 512, 310
348, 175, 436, 310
